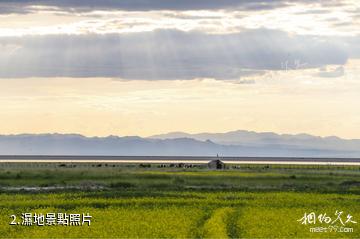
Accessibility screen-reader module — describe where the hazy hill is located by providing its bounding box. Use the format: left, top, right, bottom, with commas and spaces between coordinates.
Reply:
0, 131, 359, 157
150, 130, 360, 152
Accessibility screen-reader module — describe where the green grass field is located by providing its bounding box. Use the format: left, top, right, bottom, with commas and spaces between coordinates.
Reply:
0, 164, 360, 238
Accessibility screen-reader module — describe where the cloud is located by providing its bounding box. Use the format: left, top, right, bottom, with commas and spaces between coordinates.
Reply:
295, 9, 332, 15
0, 6, 30, 15
0, 29, 350, 80
233, 79, 257, 84
0, 0, 345, 13
343, 36, 360, 58
316, 66, 345, 78
0, 43, 22, 55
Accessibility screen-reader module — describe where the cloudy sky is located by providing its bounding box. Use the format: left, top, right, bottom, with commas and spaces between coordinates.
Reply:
0, 0, 359, 138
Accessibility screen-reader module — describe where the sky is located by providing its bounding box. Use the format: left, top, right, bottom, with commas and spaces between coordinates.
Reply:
0, 0, 359, 138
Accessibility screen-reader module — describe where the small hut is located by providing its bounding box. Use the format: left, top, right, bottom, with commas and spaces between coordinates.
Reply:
208, 159, 225, 170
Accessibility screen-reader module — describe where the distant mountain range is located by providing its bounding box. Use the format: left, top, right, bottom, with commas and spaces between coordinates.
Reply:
0, 130, 360, 157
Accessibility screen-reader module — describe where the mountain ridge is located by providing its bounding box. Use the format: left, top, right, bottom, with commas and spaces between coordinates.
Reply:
0, 131, 359, 157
